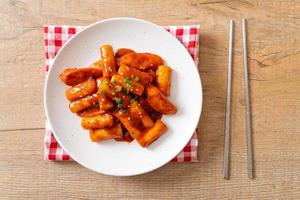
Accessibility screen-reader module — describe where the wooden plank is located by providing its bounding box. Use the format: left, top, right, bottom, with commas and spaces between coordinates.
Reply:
0, 0, 299, 199
1, 129, 300, 199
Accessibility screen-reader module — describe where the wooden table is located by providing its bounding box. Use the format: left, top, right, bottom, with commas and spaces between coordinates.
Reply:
1, 0, 299, 199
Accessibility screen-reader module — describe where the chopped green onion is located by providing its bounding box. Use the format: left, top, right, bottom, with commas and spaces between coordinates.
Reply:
128, 81, 134, 87
100, 90, 105, 95
104, 81, 109, 86
124, 89, 130, 94
130, 95, 138, 104
115, 97, 124, 109
123, 77, 134, 87
117, 104, 123, 108
134, 76, 140, 82
124, 77, 130, 83
115, 98, 122, 105
122, 108, 126, 113
111, 77, 116, 83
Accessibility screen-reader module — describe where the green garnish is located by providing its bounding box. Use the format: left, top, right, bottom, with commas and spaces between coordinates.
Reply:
128, 81, 134, 87
115, 85, 122, 92
130, 95, 138, 104
111, 77, 116, 83
111, 91, 116, 95
124, 89, 130, 94
115, 98, 122, 105
123, 76, 134, 87
104, 81, 109, 86
115, 98, 124, 109
100, 90, 105, 95
134, 76, 140, 82
124, 77, 130, 83
122, 108, 126, 113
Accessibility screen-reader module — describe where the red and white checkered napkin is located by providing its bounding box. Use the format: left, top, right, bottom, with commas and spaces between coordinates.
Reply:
43, 24, 200, 162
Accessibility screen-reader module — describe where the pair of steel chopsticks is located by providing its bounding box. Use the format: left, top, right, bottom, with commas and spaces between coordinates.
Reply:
223, 18, 254, 180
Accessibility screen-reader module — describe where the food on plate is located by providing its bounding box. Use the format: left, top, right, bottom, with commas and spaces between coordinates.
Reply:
65, 78, 97, 101
115, 48, 135, 57
129, 101, 154, 128
81, 113, 114, 129
99, 77, 131, 107
69, 93, 99, 113
137, 119, 167, 147
146, 84, 177, 114
60, 68, 102, 86
77, 107, 106, 118
111, 74, 144, 96
119, 52, 163, 70
100, 44, 116, 77
89, 124, 123, 142
118, 65, 153, 86
156, 65, 172, 96
145, 70, 157, 81
97, 78, 114, 111
114, 109, 143, 140
59, 44, 177, 147
89, 60, 104, 69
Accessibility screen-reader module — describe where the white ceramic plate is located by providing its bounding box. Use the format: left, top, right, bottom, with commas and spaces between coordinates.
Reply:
44, 17, 202, 176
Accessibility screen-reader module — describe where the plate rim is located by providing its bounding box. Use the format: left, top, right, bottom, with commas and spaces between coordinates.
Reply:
44, 17, 203, 176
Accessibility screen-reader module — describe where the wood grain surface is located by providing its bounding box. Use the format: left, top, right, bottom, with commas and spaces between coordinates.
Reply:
0, 0, 299, 199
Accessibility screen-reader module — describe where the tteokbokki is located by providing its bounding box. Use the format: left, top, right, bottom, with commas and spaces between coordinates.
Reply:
59, 44, 177, 147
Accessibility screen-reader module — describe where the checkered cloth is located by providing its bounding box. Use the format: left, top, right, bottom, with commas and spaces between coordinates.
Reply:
43, 24, 200, 162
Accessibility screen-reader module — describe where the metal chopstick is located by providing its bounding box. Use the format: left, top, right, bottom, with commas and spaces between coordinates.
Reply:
223, 20, 234, 180
242, 18, 254, 179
